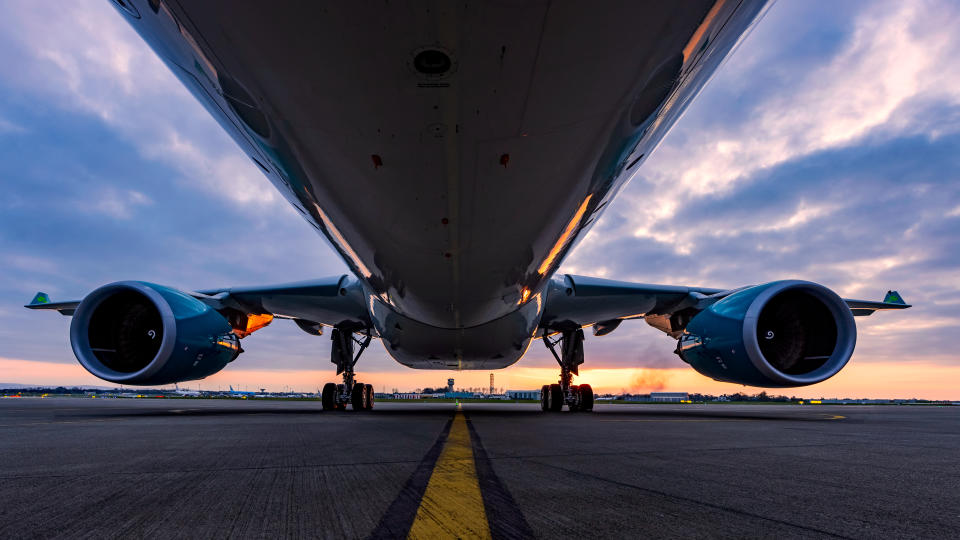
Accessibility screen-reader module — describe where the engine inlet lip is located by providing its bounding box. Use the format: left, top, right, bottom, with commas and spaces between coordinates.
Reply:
741, 280, 857, 386
70, 281, 177, 383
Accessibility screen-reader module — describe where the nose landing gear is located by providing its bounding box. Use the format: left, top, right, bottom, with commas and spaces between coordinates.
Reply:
540, 328, 594, 412
321, 326, 374, 411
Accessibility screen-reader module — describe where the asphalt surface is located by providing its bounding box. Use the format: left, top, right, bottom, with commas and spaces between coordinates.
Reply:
0, 399, 957, 539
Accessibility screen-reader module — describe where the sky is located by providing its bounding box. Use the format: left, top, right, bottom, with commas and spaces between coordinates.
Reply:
1, 1, 958, 398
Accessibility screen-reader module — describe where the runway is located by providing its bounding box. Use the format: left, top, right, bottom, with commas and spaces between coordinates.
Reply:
0, 399, 956, 538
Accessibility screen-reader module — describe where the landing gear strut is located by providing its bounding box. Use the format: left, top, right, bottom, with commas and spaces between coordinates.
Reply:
540, 328, 594, 412
321, 327, 374, 411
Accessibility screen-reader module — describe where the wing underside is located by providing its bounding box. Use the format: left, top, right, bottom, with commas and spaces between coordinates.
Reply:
540, 274, 910, 337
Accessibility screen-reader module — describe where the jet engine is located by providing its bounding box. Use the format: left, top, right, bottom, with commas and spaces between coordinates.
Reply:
676, 280, 856, 387
70, 281, 241, 385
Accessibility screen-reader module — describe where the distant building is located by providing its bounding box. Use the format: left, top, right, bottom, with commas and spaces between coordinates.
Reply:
650, 392, 688, 403
447, 378, 455, 392
507, 390, 540, 400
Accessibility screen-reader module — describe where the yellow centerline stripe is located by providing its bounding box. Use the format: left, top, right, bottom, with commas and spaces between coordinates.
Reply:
408, 409, 491, 540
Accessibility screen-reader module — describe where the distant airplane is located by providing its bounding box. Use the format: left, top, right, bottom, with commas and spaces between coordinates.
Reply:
172, 384, 200, 397
27, 1, 909, 413
228, 386, 256, 397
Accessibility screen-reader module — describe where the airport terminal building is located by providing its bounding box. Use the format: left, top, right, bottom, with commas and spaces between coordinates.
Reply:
649, 392, 689, 402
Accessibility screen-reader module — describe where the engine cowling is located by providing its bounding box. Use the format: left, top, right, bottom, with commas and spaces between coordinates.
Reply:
70, 281, 241, 385
677, 280, 856, 387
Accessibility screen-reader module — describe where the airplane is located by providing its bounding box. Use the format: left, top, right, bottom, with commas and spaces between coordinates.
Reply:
25, 1, 910, 413
172, 383, 200, 397
228, 385, 257, 397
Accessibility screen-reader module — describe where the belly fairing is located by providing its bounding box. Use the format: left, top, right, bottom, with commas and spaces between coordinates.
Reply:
368, 289, 545, 370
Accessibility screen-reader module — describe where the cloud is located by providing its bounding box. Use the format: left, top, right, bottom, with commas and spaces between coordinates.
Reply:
0, 3, 277, 207
645, 0, 960, 203
147, 132, 276, 205
571, 0, 960, 266
0, 116, 23, 134
573, 3, 960, 262
91, 188, 152, 220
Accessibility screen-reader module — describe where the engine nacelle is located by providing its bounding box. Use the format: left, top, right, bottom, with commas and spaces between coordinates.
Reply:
70, 281, 240, 385
677, 280, 856, 387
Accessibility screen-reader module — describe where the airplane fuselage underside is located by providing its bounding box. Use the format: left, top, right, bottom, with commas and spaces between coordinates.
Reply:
119, 0, 767, 369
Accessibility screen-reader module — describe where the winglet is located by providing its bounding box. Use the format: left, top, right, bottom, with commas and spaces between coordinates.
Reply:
24, 293, 81, 316
28, 292, 51, 306
883, 290, 906, 305
844, 290, 911, 316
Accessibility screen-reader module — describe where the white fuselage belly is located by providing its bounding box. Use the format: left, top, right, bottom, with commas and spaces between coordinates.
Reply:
121, 0, 766, 368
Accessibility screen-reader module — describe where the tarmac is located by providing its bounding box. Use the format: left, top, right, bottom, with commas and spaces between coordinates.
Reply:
0, 398, 957, 539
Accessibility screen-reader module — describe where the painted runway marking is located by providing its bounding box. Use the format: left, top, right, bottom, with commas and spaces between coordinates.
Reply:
408, 410, 490, 539
464, 413, 535, 539
371, 407, 533, 539
369, 418, 453, 539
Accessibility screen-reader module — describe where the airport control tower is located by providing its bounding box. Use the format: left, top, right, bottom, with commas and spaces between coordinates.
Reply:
447, 378, 454, 392
490, 373, 495, 395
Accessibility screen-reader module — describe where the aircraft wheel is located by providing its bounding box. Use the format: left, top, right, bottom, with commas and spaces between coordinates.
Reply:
540, 385, 550, 411
365, 384, 375, 410
548, 383, 563, 412
579, 384, 594, 411
321, 383, 338, 411
351, 382, 367, 410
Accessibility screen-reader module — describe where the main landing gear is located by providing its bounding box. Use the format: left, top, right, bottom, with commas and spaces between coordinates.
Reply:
540, 328, 594, 412
321, 327, 375, 411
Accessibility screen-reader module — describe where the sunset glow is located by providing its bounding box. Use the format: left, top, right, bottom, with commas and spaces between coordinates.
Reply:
4, 356, 958, 401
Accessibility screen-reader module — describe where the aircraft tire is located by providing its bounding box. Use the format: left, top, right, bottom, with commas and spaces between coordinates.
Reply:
365, 384, 375, 410
579, 384, 594, 411
351, 382, 367, 410
321, 383, 338, 411
548, 383, 563, 412
540, 385, 550, 411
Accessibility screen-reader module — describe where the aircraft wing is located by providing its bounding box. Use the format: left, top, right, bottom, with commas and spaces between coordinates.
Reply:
193, 274, 370, 330
24, 292, 80, 316
541, 274, 910, 337
844, 290, 911, 316
25, 274, 371, 331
